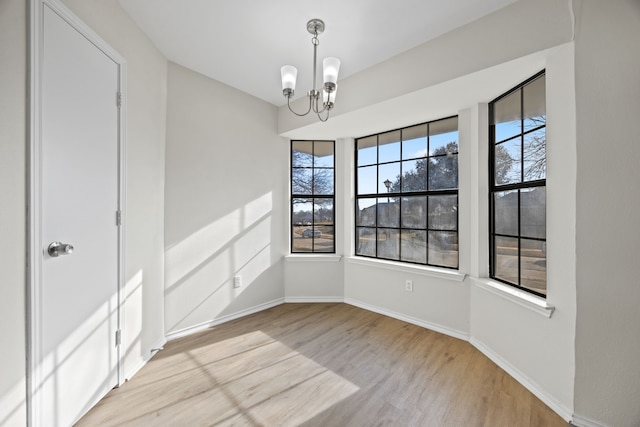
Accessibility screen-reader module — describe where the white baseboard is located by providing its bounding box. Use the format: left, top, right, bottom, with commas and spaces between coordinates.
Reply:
470, 337, 573, 422
284, 296, 345, 303
344, 297, 469, 341
165, 298, 285, 341
570, 414, 608, 427
123, 335, 167, 382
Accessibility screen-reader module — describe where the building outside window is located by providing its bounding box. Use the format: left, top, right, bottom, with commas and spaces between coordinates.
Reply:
355, 117, 459, 268
291, 140, 335, 253
489, 71, 547, 297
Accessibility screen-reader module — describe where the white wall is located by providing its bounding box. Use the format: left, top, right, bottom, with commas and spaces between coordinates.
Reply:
0, 0, 27, 424
164, 63, 287, 335
573, 1, 640, 426
284, 258, 344, 301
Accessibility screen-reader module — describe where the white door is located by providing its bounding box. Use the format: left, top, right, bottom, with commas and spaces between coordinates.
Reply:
34, 4, 122, 426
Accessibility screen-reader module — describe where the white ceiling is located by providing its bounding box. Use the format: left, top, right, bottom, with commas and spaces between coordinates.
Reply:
118, 0, 518, 106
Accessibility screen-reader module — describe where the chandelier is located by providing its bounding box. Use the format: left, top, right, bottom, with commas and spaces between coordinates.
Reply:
280, 19, 341, 122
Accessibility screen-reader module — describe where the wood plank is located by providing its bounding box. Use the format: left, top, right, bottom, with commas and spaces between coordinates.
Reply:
77, 303, 567, 426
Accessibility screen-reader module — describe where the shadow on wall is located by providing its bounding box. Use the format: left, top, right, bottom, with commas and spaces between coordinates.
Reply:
164, 192, 283, 334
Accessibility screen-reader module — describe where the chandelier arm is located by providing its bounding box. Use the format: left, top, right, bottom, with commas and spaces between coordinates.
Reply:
316, 109, 330, 122
287, 94, 313, 117
311, 92, 328, 114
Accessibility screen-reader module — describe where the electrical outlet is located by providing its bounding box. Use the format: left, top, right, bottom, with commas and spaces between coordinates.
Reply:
405, 280, 413, 292
233, 276, 241, 288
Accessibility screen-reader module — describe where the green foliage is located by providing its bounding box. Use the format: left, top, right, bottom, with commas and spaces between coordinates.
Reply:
389, 141, 459, 192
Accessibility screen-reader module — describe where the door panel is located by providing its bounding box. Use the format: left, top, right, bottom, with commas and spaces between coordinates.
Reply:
38, 4, 120, 425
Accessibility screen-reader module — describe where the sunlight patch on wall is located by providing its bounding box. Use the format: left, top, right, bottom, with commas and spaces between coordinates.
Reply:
164, 193, 276, 332
242, 193, 273, 228
165, 192, 273, 290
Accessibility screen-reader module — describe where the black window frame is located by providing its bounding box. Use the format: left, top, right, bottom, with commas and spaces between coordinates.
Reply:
354, 116, 459, 269
489, 70, 547, 297
290, 140, 336, 254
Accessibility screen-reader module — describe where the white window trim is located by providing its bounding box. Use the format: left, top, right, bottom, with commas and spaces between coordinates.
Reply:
471, 277, 555, 318
285, 254, 342, 263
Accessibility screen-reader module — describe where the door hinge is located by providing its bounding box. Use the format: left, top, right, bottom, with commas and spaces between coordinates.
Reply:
115, 330, 121, 347
116, 210, 121, 226
116, 92, 122, 108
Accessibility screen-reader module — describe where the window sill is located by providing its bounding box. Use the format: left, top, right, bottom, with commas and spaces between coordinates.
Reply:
285, 254, 342, 263
345, 256, 466, 282
471, 277, 555, 318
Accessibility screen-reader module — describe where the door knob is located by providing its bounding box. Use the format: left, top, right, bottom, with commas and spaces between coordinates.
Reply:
48, 242, 74, 257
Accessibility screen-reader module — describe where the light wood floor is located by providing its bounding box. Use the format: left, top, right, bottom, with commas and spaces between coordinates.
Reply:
78, 303, 567, 426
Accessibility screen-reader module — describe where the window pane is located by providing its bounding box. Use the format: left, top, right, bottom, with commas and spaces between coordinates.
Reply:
429, 153, 458, 190
292, 198, 313, 226
357, 166, 377, 195
314, 198, 333, 225
291, 230, 312, 252
314, 225, 334, 253
292, 141, 313, 167
495, 139, 521, 185
378, 162, 400, 193
292, 198, 313, 252
520, 238, 546, 295
313, 140, 334, 168
401, 159, 427, 192
401, 230, 427, 264
429, 117, 458, 155
523, 74, 546, 131
356, 227, 376, 256
357, 135, 377, 166
494, 190, 518, 236
494, 236, 518, 285
428, 195, 457, 230
378, 130, 401, 163
313, 169, 334, 195
377, 197, 399, 228
402, 124, 428, 159
521, 187, 546, 239
428, 231, 458, 268
523, 128, 546, 181
401, 196, 427, 228
377, 228, 399, 260
292, 168, 312, 194
492, 90, 521, 143
357, 198, 376, 226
